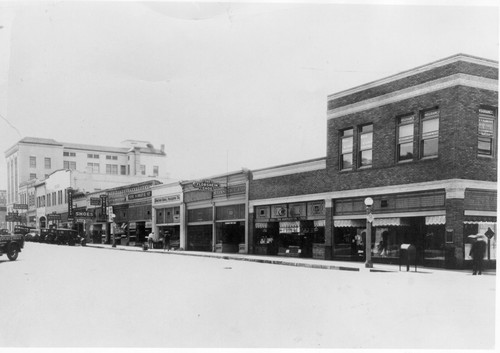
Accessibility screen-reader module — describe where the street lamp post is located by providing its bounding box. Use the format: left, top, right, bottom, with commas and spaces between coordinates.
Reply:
364, 197, 374, 268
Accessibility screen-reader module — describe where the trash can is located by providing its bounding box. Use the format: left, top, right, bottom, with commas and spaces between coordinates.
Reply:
399, 244, 417, 272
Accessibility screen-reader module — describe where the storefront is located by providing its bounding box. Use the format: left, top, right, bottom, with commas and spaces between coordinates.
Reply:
333, 191, 450, 267
253, 200, 326, 258
181, 170, 250, 253
152, 182, 184, 250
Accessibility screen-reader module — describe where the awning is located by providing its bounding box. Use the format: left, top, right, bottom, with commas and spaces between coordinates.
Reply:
279, 221, 300, 233
255, 222, 269, 229
314, 220, 326, 227
372, 218, 409, 227
334, 219, 365, 228
425, 215, 446, 225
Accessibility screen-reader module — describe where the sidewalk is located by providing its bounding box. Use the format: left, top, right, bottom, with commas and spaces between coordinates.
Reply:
85, 243, 496, 276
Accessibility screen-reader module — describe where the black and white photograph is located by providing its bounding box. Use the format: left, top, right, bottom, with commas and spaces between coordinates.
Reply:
0, 0, 498, 351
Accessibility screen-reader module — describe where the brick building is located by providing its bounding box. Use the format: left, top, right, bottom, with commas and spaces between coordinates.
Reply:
249, 54, 497, 269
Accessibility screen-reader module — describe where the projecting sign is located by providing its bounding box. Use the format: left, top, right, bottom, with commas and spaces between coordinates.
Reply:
74, 210, 94, 218
90, 197, 101, 206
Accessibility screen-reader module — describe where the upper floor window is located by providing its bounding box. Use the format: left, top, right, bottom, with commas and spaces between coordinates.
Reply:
478, 108, 496, 157
63, 152, 76, 157
87, 154, 99, 159
140, 164, 146, 175
44, 157, 51, 169
106, 155, 118, 160
397, 114, 415, 162
420, 109, 439, 158
153, 166, 159, 176
29, 173, 36, 180
87, 162, 100, 173
340, 128, 354, 170
64, 161, 76, 170
58, 190, 63, 204
30, 156, 36, 168
358, 124, 373, 167
120, 165, 127, 175
106, 164, 118, 175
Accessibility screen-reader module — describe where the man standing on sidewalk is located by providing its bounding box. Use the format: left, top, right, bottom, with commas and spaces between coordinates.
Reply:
470, 235, 487, 275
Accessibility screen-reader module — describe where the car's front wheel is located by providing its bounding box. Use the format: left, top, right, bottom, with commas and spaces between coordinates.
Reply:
7, 244, 19, 261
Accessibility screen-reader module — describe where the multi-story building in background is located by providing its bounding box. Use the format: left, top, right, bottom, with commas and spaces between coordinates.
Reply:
0, 190, 6, 229
4, 137, 168, 230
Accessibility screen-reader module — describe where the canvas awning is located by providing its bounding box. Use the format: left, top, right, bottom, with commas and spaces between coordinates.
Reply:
314, 220, 326, 227
372, 218, 409, 227
425, 215, 446, 225
279, 221, 300, 233
333, 219, 365, 228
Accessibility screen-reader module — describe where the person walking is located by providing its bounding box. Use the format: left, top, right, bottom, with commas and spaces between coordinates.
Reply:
148, 231, 154, 250
163, 231, 171, 251
470, 235, 487, 275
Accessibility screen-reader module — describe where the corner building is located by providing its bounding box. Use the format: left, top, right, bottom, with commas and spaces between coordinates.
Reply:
326, 54, 497, 269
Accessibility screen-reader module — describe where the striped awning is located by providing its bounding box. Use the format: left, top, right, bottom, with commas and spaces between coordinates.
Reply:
279, 221, 300, 233
314, 220, 326, 227
372, 218, 409, 227
334, 219, 365, 228
425, 215, 446, 225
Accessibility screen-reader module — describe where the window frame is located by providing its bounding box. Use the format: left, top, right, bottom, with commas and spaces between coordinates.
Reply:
478, 107, 496, 157
419, 108, 440, 159
29, 156, 36, 168
358, 124, 373, 168
339, 128, 354, 171
397, 114, 415, 162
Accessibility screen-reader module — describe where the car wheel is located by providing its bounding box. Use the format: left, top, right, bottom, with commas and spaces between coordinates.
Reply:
7, 244, 19, 261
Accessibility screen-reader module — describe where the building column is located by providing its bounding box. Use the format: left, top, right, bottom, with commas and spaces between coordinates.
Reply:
445, 186, 466, 269
248, 206, 255, 254
180, 203, 187, 250
324, 198, 333, 260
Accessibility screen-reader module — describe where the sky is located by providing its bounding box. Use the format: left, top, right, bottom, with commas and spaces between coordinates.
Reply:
0, 0, 498, 190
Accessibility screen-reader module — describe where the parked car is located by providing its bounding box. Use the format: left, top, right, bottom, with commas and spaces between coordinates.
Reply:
25, 230, 40, 242
0, 229, 10, 235
40, 228, 56, 244
54, 229, 80, 246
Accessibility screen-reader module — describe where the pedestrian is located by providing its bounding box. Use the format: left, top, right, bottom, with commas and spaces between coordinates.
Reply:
163, 231, 171, 251
148, 231, 154, 250
470, 235, 487, 275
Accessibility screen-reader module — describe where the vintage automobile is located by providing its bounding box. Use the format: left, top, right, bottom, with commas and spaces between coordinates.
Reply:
54, 229, 81, 246
0, 232, 25, 261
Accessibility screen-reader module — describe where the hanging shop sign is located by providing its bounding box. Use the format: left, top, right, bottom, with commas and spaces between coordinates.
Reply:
67, 188, 74, 218
128, 190, 152, 201
90, 197, 101, 206
13, 203, 28, 210
193, 180, 221, 190
47, 213, 61, 220
74, 210, 94, 218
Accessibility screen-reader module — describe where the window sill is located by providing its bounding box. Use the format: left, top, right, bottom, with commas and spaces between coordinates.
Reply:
420, 156, 438, 161
478, 154, 494, 159
397, 159, 414, 164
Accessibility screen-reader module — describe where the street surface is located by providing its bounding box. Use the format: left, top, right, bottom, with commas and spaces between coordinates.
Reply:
0, 242, 496, 349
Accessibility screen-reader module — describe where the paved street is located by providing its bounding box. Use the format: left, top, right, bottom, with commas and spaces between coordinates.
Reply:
0, 242, 496, 349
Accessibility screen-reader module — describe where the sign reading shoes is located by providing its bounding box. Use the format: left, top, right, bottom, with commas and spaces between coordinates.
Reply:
74, 210, 94, 218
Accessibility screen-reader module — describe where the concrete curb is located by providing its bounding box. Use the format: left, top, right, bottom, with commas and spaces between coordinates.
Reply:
85, 243, 398, 273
